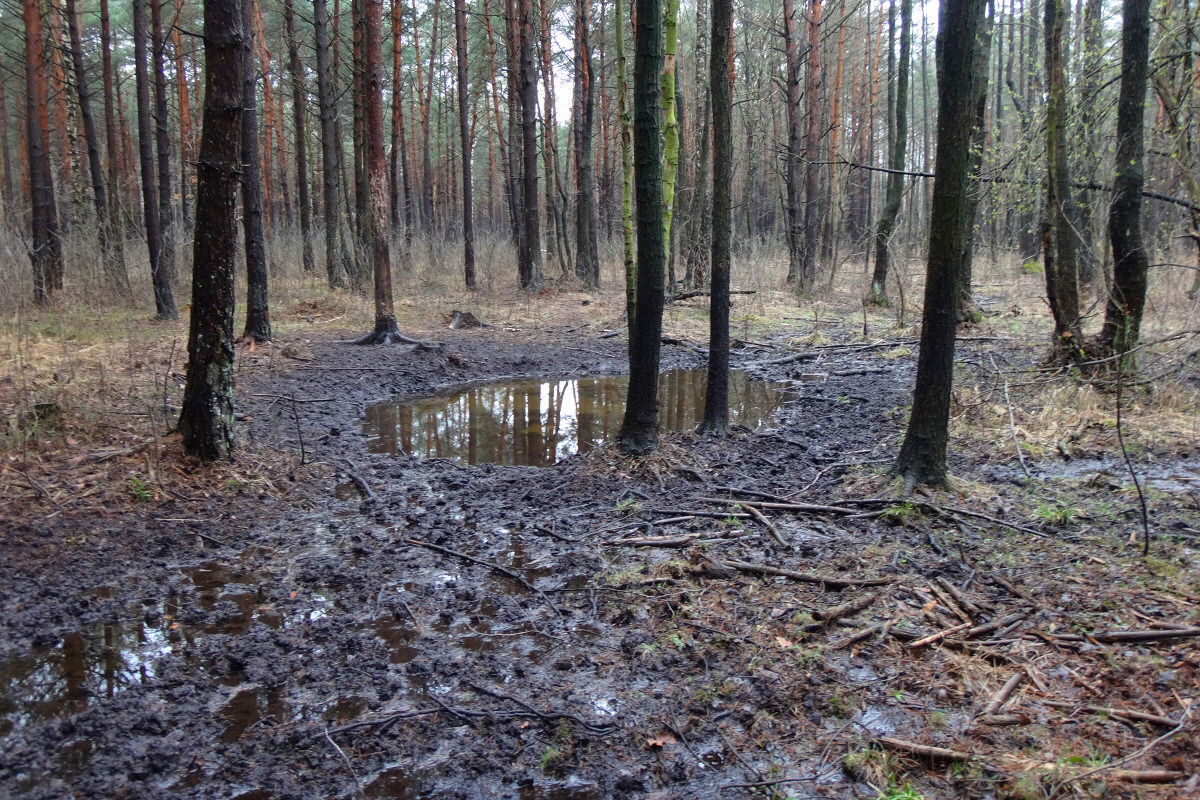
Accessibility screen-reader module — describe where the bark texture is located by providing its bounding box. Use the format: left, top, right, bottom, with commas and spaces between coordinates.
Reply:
24, 0, 63, 305
699, 0, 732, 437
180, 0, 243, 461
241, 0, 271, 342
893, 0, 990, 489
868, 0, 911, 306
455, 0, 476, 289
284, 0, 315, 273
1099, 0, 1151, 362
617, 0, 667, 455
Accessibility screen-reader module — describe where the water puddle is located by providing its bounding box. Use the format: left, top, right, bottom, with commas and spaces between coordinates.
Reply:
986, 456, 1200, 493
362, 369, 794, 466
218, 685, 289, 743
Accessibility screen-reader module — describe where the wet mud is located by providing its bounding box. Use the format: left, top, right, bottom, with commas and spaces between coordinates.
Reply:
3, 325, 1191, 798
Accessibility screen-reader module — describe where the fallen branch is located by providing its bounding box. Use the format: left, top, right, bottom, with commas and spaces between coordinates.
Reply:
965, 611, 1030, 639
405, 539, 563, 619
830, 623, 885, 650
812, 591, 881, 623
719, 560, 890, 588
873, 737, 972, 763
695, 497, 858, 515
981, 672, 1026, 715
989, 574, 1048, 610
462, 681, 614, 735
908, 621, 974, 650
1040, 700, 1181, 728
741, 503, 787, 547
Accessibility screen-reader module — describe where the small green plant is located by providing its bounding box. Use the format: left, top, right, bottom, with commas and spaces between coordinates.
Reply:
614, 497, 640, 512
878, 780, 925, 800
926, 710, 947, 729
1021, 260, 1042, 276
538, 745, 565, 772
881, 502, 918, 526
224, 477, 247, 492
1031, 503, 1077, 526
128, 475, 152, 502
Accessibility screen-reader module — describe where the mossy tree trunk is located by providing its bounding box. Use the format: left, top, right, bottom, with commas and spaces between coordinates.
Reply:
241, 0, 271, 342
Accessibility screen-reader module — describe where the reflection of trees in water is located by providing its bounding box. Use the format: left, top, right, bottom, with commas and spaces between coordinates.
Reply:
363, 371, 790, 466
1, 621, 167, 729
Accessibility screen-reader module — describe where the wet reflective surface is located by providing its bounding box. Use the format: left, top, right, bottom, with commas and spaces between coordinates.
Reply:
363, 369, 793, 466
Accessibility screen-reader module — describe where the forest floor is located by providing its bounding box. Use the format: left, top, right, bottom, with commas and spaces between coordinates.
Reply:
1, 277, 1199, 800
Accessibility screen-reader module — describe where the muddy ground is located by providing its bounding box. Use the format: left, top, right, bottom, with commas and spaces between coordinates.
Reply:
2, 316, 1199, 799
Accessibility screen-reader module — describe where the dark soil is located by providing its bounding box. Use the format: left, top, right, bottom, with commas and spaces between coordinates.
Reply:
3, 323, 1198, 800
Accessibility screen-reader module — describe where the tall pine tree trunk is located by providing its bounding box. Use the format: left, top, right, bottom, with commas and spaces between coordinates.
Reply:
134, 0, 176, 318
868, 0, 910, 306
782, 0, 803, 284
357, 0, 406, 343
179, 0, 243, 461
517, 0, 543, 289
455, 0, 476, 288
574, 0, 600, 288
616, 0, 635, 342
66, 0, 127, 294
152, 0, 176, 285
314, 0, 353, 287
24, 0, 63, 305
798, 0, 823, 292
700, 0, 731, 436
618, 0, 667, 455
241, 0, 271, 342
100, 0, 126, 269
284, 0, 315, 273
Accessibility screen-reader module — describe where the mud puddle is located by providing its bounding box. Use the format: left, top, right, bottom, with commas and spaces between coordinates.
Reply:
985, 454, 1200, 493
362, 369, 794, 466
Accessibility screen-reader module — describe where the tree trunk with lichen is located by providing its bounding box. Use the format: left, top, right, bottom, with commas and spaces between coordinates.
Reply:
180, 0, 243, 462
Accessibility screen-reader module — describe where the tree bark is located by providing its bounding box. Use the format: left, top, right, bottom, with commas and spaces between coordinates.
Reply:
24, 0, 63, 305
616, 0, 635, 345
661, 0, 681, 272
1099, 0, 1151, 363
782, 0, 803, 284
455, 0, 476, 288
618, 0, 666, 455
356, 0, 403, 343
699, 0, 731, 437
1041, 0, 1082, 353
241, 0, 271, 342
682, 0, 710, 290
868, 0, 910, 306
65, 0, 128, 294
152, 0, 177, 286
180, 0, 243, 461
893, 0, 990, 490
100, 0, 126, 251
574, 0, 600, 288
799, 0, 823, 292
313, 0, 353, 287
171, 0, 192, 232
134, 0, 176, 318
516, 0, 543, 290
284, 0, 315, 273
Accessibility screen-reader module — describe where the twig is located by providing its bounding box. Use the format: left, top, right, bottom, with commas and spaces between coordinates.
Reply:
991, 353, 1030, 478
250, 394, 337, 402
873, 737, 972, 763
461, 681, 613, 734
323, 726, 364, 799
741, 503, 787, 547
1040, 700, 1181, 728
981, 672, 1026, 715
1047, 710, 1193, 798
340, 458, 376, 501
830, 623, 886, 650
1114, 355, 1151, 555
405, 539, 563, 619
908, 621, 973, 650
989, 574, 1048, 610
1049, 627, 1200, 644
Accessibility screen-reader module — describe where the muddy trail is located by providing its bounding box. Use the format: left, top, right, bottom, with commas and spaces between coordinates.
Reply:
3, 324, 1198, 799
